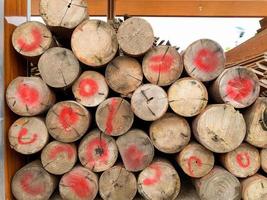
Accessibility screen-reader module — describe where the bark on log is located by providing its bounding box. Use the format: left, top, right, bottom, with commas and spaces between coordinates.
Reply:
260, 148, 267, 173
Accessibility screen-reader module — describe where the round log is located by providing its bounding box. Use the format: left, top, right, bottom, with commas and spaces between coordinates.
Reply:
117, 17, 154, 56
220, 143, 260, 178
8, 117, 49, 155
261, 148, 267, 173
138, 160, 181, 200
243, 97, 267, 148
40, 0, 87, 29
41, 141, 77, 175
116, 129, 154, 172
168, 77, 208, 117
95, 97, 134, 136
59, 166, 98, 200
11, 160, 57, 200
46, 100, 90, 142
176, 142, 214, 178
192, 104, 246, 153
241, 174, 267, 200
183, 39, 225, 82
78, 129, 118, 172
38, 47, 80, 88
131, 84, 168, 121
210, 66, 260, 108
6, 76, 55, 116
194, 166, 241, 200
99, 165, 137, 200
142, 45, 183, 86
105, 56, 143, 95
149, 113, 191, 153
72, 71, 109, 107
71, 19, 118, 67
12, 21, 54, 58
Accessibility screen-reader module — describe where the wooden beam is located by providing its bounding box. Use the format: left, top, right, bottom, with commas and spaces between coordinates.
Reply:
32, 0, 267, 17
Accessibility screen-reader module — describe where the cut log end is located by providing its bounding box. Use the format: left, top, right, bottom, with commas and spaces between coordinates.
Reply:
168, 77, 208, 117
149, 113, 191, 153
142, 45, 183, 86
41, 141, 77, 175
95, 97, 134, 136
99, 166, 137, 200
131, 84, 168, 121
260, 148, 267, 173
78, 129, 118, 172
46, 101, 90, 143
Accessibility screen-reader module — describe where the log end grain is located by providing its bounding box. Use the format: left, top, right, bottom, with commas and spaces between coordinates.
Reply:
149, 113, 191, 154
260, 148, 267, 173
72, 71, 109, 107
168, 77, 208, 117
131, 84, 168, 121
46, 101, 90, 143
78, 129, 118, 172
41, 141, 77, 175
142, 45, 183, 86
71, 19, 118, 67
9, 117, 49, 155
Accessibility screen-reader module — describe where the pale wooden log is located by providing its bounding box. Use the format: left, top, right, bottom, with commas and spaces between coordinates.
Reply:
12, 21, 54, 58
131, 84, 168, 121
71, 19, 118, 67
78, 129, 118, 172
142, 45, 183, 86
194, 166, 241, 200
99, 165, 137, 200
220, 143, 260, 178
41, 141, 77, 175
38, 47, 80, 88
59, 166, 98, 200
72, 71, 109, 107
116, 129, 154, 172
95, 97, 134, 136
192, 104, 246, 153
105, 56, 143, 95
8, 117, 49, 155
176, 142, 214, 178
260, 148, 267, 173
117, 17, 154, 56
241, 174, 267, 200
6, 76, 55, 116
183, 39, 225, 82
210, 66, 260, 108
168, 77, 208, 117
175, 179, 200, 200
11, 160, 57, 200
46, 100, 90, 143
138, 159, 181, 200
149, 113, 191, 153
243, 97, 267, 148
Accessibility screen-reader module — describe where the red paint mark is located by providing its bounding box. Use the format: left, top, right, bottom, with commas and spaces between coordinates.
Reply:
123, 144, 144, 170
65, 173, 91, 198
105, 99, 118, 135
187, 156, 202, 176
85, 138, 109, 168
236, 152, 250, 168
194, 48, 219, 73
149, 54, 174, 73
79, 78, 98, 97
59, 106, 79, 130
143, 164, 162, 185
49, 144, 75, 160
17, 83, 39, 106
18, 127, 37, 145
17, 27, 42, 52
20, 172, 44, 196
226, 77, 253, 101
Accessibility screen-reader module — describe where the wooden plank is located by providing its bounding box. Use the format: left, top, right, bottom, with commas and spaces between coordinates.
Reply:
5, 0, 27, 16
32, 0, 267, 17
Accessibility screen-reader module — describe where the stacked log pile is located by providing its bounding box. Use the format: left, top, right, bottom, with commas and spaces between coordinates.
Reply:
7, 1, 267, 199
